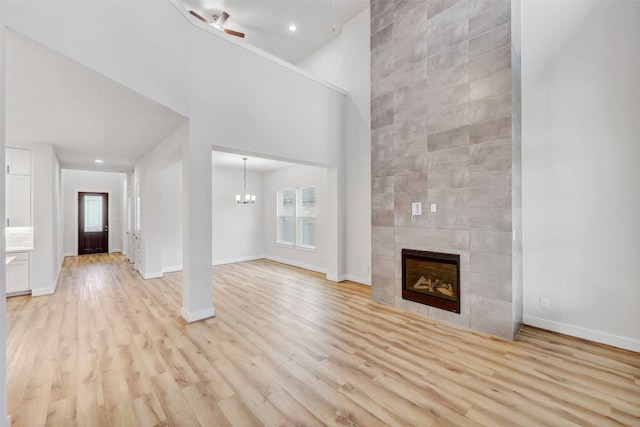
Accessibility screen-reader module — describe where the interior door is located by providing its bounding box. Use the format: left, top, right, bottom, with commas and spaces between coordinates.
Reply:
78, 192, 109, 255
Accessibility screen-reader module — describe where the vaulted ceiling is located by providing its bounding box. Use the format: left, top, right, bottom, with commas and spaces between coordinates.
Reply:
180, 0, 368, 63
5, 0, 368, 172
6, 29, 187, 173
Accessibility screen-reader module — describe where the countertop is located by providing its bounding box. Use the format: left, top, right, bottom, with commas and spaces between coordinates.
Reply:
6, 226, 34, 253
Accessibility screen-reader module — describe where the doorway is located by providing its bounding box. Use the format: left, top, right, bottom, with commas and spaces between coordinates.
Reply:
78, 192, 109, 254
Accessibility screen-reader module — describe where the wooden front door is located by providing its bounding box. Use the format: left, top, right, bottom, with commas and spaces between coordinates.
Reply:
78, 192, 109, 255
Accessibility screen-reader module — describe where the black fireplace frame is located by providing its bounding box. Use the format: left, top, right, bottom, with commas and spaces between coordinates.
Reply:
401, 249, 461, 314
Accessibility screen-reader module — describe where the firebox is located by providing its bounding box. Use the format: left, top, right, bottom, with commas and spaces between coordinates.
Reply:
402, 249, 460, 313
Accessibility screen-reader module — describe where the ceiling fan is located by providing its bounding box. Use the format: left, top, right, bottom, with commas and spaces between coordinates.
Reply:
188, 9, 245, 38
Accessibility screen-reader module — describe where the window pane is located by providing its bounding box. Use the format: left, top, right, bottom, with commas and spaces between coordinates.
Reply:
281, 189, 295, 216
297, 186, 316, 248
84, 195, 103, 232
277, 188, 295, 244
299, 186, 316, 216
279, 216, 294, 243
298, 217, 315, 247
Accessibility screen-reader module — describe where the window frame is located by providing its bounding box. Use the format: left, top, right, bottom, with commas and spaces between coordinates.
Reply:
276, 185, 317, 251
276, 187, 295, 246
295, 186, 316, 250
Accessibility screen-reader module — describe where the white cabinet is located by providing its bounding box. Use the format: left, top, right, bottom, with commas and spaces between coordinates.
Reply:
6, 252, 30, 294
6, 148, 31, 175
6, 174, 31, 227
5, 147, 31, 227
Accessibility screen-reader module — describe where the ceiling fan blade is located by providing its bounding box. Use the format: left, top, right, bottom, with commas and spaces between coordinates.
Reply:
222, 28, 244, 39
188, 10, 208, 23
223, 28, 245, 38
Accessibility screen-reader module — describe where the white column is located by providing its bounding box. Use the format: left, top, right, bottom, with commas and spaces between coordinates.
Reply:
181, 131, 214, 322
326, 164, 346, 282
139, 168, 163, 279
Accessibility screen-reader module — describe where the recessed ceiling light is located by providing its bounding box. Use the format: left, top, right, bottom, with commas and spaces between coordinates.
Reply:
95, 159, 104, 164
289, 24, 297, 32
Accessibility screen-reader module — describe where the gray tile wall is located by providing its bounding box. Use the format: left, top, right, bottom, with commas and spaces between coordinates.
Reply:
371, 0, 522, 339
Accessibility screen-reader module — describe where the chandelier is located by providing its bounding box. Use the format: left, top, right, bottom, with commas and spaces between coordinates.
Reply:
235, 157, 256, 204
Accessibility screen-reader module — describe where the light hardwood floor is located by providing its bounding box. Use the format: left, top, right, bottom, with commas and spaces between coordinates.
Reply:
7, 253, 640, 426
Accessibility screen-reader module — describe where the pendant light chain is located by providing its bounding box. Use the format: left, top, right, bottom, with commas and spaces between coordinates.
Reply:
243, 158, 247, 197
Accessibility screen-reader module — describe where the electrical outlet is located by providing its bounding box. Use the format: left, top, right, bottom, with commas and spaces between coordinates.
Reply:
540, 298, 550, 309
430, 203, 437, 213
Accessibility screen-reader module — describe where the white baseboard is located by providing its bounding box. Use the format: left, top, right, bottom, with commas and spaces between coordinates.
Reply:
346, 274, 371, 286
111, 248, 122, 253
142, 271, 163, 280
326, 273, 347, 282
24, 257, 63, 297
7, 415, 11, 427
181, 306, 215, 323
162, 265, 183, 273
213, 255, 264, 266
64, 252, 76, 257
263, 255, 326, 275
524, 315, 640, 352
31, 286, 55, 297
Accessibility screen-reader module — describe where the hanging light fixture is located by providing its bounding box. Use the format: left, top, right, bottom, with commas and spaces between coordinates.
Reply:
235, 157, 256, 204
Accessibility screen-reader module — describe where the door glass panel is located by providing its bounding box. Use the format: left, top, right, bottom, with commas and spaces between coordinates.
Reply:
84, 195, 103, 232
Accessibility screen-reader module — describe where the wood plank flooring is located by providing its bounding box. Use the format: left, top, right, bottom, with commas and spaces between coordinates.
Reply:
7, 253, 640, 426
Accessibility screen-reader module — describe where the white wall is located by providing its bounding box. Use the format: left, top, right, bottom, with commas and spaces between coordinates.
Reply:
297, 36, 344, 88
212, 164, 264, 265
298, 7, 372, 285
134, 122, 185, 278
0, 3, 8, 422
61, 169, 125, 256
157, 161, 183, 272
52, 153, 63, 283
263, 164, 327, 273
522, 0, 640, 351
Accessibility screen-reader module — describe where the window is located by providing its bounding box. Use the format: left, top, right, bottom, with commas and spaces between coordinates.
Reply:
297, 186, 316, 249
277, 186, 316, 250
277, 188, 295, 245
